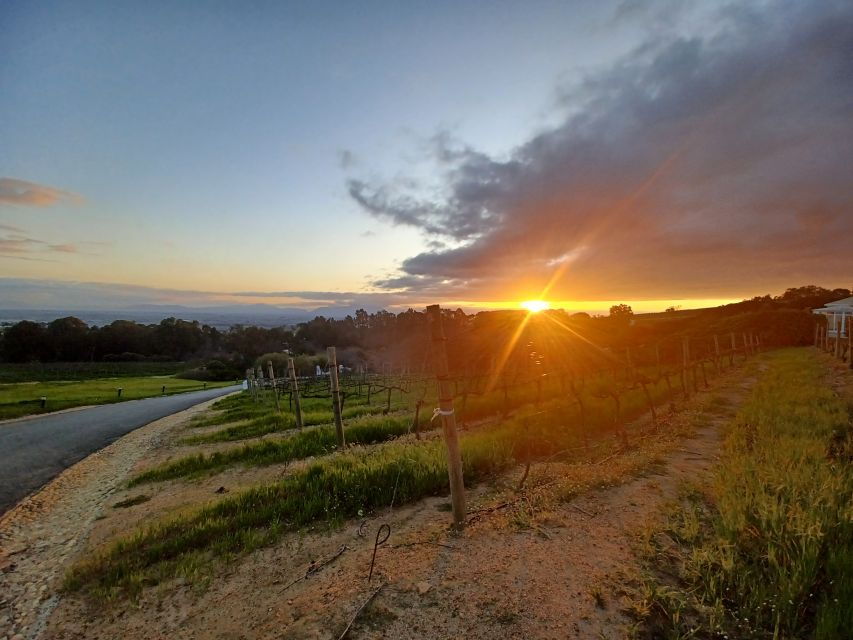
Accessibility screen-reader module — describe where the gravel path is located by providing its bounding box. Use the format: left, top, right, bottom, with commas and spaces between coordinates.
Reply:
0, 394, 233, 640
0, 385, 240, 515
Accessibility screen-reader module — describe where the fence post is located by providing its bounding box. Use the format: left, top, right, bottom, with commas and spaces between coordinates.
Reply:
834, 328, 841, 358
426, 304, 467, 529
712, 334, 721, 373
729, 333, 736, 365
327, 346, 346, 447
267, 360, 281, 413
681, 335, 690, 398
741, 333, 750, 360
814, 324, 820, 348
287, 357, 304, 430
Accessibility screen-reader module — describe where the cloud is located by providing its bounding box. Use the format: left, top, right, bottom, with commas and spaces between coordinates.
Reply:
0, 279, 440, 313
0, 178, 84, 207
0, 228, 104, 261
347, 0, 853, 300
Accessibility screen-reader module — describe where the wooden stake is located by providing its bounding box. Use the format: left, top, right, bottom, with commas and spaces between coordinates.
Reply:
268, 360, 281, 413
426, 304, 466, 529
287, 357, 304, 430
729, 332, 736, 366
327, 347, 346, 446
713, 335, 721, 372
681, 335, 690, 398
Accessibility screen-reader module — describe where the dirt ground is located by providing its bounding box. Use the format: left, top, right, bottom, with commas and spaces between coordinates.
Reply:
3, 362, 763, 640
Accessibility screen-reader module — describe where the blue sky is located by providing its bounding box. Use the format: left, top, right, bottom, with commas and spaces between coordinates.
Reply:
2, 1, 850, 313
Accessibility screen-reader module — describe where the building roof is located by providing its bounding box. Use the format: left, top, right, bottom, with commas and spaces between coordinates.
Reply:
825, 296, 853, 307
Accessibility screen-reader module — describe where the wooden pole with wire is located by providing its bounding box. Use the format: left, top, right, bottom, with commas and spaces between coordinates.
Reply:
287, 357, 304, 430
426, 304, 467, 529
328, 347, 346, 447
267, 360, 281, 413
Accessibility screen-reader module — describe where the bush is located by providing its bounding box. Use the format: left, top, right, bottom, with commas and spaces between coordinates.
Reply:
177, 359, 241, 382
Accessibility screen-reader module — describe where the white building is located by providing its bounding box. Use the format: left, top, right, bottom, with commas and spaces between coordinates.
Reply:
813, 296, 853, 338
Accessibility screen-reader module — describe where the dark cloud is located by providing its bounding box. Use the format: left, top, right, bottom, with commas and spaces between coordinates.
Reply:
0, 178, 83, 207
348, 0, 853, 300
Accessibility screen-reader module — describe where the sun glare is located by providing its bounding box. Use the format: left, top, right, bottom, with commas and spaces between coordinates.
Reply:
521, 300, 550, 313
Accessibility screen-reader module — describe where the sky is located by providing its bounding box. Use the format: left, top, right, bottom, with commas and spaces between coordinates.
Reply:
1, 0, 851, 316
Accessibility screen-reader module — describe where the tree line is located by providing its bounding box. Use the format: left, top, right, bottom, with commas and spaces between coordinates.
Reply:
0, 285, 844, 374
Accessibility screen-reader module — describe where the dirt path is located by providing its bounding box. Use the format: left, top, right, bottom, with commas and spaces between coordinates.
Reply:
37, 359, 762, 640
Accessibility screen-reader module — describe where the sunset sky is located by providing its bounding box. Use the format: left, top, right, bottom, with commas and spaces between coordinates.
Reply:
1, 0, 851, 315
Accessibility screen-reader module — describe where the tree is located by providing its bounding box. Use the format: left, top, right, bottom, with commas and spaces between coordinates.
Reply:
609, 304, 634, 321
47, 316, 91, 361
1, 321, 48, 362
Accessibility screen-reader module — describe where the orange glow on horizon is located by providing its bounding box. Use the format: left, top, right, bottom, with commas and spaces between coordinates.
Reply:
520, 299, 550, 313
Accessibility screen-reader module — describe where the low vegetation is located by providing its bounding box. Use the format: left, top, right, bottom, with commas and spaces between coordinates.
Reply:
0, 375, 233, 420
66, 354, 723, 598
130, 413, 425, 485
633, 348, 852, 639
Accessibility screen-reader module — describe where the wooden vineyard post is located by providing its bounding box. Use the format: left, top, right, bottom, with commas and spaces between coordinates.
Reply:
287, 357, 304, 430
741, 333, 749, 360
729, 332, 736, 366
681, 335, 690, 398
814, 324, 820, 347
426, 304, 467, 529
835, 326, 841, 358
267, 361, 281, 413
713, 335, 721, 373
848, 324, 852, 369
327, 347, 346, 447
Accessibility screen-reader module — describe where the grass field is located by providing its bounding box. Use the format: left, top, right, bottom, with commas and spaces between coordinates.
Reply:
633, 348, 853, 639
64, 356, 729, 598
0, 375, 235, 420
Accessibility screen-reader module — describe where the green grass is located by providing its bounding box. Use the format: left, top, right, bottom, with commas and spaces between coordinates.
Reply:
0, 376, 234, 420
633, 348, 853, 639
182, 403, 394, 444
129, 413, 424, 485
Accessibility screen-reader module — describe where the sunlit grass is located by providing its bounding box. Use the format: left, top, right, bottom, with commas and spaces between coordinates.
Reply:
633, 348, 853, 639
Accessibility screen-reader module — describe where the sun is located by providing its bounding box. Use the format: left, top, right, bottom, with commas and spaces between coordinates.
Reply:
521, 300, 550, 313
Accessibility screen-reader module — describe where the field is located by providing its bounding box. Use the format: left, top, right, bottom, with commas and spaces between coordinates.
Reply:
61, 342, 743, 599
0, 374, 234, 420
0, 361, 188, 383
5, 345, 851, 639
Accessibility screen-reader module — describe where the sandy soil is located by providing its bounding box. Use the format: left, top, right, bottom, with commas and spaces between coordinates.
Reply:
33, 361, 761, 640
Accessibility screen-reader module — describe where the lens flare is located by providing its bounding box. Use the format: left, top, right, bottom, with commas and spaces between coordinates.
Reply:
521, 300, 550, 313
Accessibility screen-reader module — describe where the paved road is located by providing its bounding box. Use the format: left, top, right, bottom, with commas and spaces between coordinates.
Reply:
0, 385, 240, 514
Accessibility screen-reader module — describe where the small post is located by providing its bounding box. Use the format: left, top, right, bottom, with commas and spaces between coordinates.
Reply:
681, 335, 690, 398
327, 347, 346, 446
117, 387, 123, 398
161, 384, 166, 395
427, 304, 467, 529
742, 333, 750, 359
729, 332, 736, 365
267, 360, 281, 413
814, 324, 820, 347
713, 335, 721, 372
40, 396, 47, 408
287, 357, 304, 430
203, 382, 207, 390
835, 328, 841, 358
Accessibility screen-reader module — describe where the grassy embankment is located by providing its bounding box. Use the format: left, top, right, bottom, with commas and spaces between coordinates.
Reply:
633, 348, 852, 639
65, 355, 737, 598
0, 375, 234, 420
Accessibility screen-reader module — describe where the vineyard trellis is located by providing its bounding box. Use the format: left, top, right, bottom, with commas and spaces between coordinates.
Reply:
241, 305, 767, 527
814, 322, 852, 366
